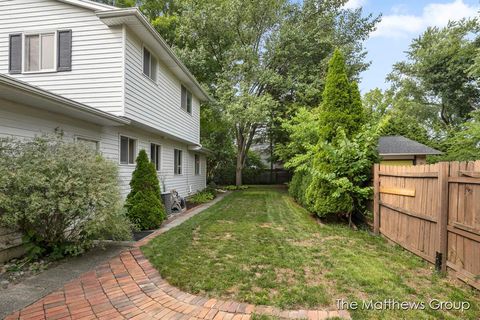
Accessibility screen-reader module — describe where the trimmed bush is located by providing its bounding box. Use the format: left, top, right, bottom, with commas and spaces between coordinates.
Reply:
0, 136, 132, 259
125, 150, 166, 230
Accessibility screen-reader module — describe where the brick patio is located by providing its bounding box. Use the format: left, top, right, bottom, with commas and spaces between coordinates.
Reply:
4, 196, 351, 320
4, 249, 350, 320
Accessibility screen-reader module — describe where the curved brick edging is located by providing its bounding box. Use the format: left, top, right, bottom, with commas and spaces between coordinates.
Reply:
4, 194, 351, 320
5, 249, 350, 320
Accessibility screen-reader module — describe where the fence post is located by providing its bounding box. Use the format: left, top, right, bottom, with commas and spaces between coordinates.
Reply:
437, 162, 449, 273
373, 164, 380, 235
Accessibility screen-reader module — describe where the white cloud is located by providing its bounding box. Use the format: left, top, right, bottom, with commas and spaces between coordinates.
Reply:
344, 0, 367, 10
372, 0, 479, 38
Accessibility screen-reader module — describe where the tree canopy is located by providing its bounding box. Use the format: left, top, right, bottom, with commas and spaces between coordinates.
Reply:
387, 19, 480, 132
364, 18, 480, 161
94, 0, 379, 184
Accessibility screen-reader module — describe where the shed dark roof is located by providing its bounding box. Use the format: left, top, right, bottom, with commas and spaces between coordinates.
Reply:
378, 136, 442, 156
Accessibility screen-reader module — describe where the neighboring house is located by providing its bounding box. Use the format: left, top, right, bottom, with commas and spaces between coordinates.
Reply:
378, 136, 442, 165
0, 0, 211, 198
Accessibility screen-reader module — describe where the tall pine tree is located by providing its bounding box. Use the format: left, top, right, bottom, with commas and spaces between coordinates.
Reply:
319, 49, 365, 141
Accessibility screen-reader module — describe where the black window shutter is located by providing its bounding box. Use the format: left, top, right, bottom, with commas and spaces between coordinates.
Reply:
57, 30, 72, 72
9, 34, 22, 74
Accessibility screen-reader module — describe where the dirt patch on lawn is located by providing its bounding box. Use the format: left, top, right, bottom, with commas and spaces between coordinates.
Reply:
290, 238, 316, 247
259, 223, 284, 231
287, 235, 345, 248
192, 226, 201, 244
275, 268, 297, 285
217, 220, 234, 224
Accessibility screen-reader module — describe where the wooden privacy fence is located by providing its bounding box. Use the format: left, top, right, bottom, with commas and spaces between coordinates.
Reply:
373, 161, 480, 290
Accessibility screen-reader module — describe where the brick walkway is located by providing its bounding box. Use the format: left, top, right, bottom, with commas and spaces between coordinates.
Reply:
4, 195, 351, 320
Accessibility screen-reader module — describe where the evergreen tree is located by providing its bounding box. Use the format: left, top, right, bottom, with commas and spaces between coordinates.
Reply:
125, 150, 165, 230
285, 49, 376, 225
319, 49, 365, 141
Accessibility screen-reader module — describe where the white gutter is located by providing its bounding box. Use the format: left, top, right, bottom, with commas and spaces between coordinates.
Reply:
188, 145, 213, 155
57, 0, 116, 11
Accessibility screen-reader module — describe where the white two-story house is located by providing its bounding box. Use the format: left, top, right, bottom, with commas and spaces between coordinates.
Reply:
0, 0, 211, 197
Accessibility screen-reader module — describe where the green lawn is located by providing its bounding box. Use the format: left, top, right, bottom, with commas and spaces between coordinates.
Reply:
142, 186, 479, 319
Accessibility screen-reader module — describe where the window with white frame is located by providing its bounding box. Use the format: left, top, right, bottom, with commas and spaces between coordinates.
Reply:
181, 85, 192, 114
151, 143, 161, 171
120, 136, 136, 164
143, 47, 157, 82
76, 137, 99, 152
24, 33, 55, 72
174, 149, 182, 175
194, 154, 200, 175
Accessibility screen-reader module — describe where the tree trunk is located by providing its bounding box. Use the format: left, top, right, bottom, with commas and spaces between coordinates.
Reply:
235, 153, 243, 186
234, 123, 257, 186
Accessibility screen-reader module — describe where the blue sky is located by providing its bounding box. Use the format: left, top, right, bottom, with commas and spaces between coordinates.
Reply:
345, 0, 479, 93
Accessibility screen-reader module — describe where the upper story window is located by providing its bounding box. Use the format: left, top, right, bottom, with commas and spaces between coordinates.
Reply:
181, 85, 192, 114
25, 33, 55, 72
174, 149, 182, 175
151, 143, 161, 171
120, 135, 136, 165
194, 154, 200, 175
143, 47, 157, 82
9, 30, 72, 74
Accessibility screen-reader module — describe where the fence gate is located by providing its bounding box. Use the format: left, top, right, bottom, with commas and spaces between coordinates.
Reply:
373, 161, 480, 289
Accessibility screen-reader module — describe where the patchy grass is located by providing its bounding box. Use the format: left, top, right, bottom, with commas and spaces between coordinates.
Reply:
142, 186, 479, 319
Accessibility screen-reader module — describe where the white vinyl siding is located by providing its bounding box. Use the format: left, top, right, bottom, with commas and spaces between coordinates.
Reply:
0, 97, 206, 198
0, 0, 208, 197
124, 29, 200, 144
0, 0, 124, 115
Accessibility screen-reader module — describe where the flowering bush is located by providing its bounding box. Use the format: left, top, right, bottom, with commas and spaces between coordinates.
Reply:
0, 136, 132, 258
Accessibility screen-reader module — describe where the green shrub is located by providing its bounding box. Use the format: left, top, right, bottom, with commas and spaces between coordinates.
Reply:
288, 170, 312, 208
0, 136, 131, 259
125, 150, 166, 230
288, 128, 378, 223
305, 128, 379, 221
223, 185, 249, 191
189, 190, 215, 204
283, 49, 380, 223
